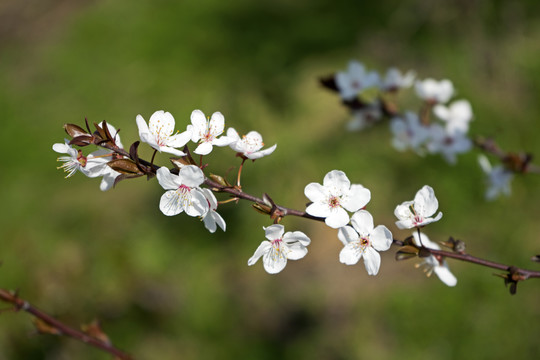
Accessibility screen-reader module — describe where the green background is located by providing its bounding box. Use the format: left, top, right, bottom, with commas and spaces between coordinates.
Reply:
1, 0, 540, 359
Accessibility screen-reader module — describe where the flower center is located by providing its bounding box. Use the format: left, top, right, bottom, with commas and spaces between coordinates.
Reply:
328, 195, 341, 209
269, 238, 287, 261
177, 184, 193, 208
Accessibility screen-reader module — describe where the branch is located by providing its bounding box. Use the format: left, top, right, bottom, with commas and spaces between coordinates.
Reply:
0, 289, 132, 360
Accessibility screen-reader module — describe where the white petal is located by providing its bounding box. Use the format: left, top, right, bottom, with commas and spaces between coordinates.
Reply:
226, 127, 240, 142
179, 165, 205, 187
159, 190, 184, 216
208, 112, 225, 136
184, 189, 209, 217
212, 135, 235, 147
363, 247, 381, 275
149, 110, 175, 137
370, 225, 393, 251
52, 142, 71, 154
166, 129, 192, 149
323, 170, 350, 194
262, 250, 287, 274
337, 226, 359, 246
158, 146, 186, 157
248, 241, 271, 266
264, 224, 285, 241
246, 144, 277, 159
325, 207, 350, 229
415, 185, 439, 218
304, 182, 327, 203
305, 202, 331, 218
341, 185, 371, 212
283, 231, 311, 247
156, 167, 180, 190
350, 210, 374, 236
194, 141, 213, 155
190, 110, 207, 140
394, 201, 413, 221
201, 188, 218, 210
286, 243, 308, 260
136, 114, 149, 139
434, 263, 457, 287
339, 242, 361, 265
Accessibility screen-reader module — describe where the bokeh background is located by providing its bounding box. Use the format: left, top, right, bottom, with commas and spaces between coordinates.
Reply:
1, 0, 540, 359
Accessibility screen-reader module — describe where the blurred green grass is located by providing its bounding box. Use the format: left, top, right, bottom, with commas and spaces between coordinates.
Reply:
1, 0, 540, 359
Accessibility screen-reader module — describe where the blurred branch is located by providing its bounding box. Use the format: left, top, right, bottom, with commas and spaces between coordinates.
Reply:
0, 289, 132, 360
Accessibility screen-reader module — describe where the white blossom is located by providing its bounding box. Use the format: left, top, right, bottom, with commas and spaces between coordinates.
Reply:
156, 166, 208, 217
335, 61, 380, 101
433, 99, 473, 134
390, 112, 430, 155
304, 170, 371, 229
395, 185, 443, 229
188, 110, 234, 155
412, 232, 457, 287
415, 78, 454, 103
136, 110, 192, 156
346, 102, 383, 132
381, 68, 415, 91
227, 128, 277, 159
478, 155, 514, 200
248, 224, 311, 274
338, 210, 393, 275
426, 124, 472, 165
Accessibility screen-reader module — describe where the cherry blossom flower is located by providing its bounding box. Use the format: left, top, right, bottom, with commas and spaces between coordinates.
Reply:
338, 210, 393, 275
200, 188, 226, 233
346, 102, 383, 132
136, 110, 191, 157
247, 224, 311, 274
156, 165, 208, 217
478, 155, 514, 200
412, 232, 457, 287
395, 185, 443, 229
335, 61, 380, 101
381, 68, 415, 91
415, 78, 454, 104
433, 99, 473, 134
226, 128, 277, 159
305, 170, 371, 229
426, 124, 472, 165
390, 112, 430, 155
188, 110, 234, 155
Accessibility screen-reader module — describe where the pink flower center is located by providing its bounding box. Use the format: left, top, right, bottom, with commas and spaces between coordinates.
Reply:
328, 196, 341, 209
77, 151, 87, 167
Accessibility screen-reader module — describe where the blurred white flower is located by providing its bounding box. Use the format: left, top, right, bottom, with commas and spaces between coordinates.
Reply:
335, 61, 380, 100
381, 68, 415, 91
415, 78, 454, 103
248, 224, 311, 274
227, 128, 277, 159
426, 124, 472, 165
304, 170, 371, 229
478, 155, 514, 200
390, 112, 430, 155
412, 232, 457, 287
338, 210, 393, 276
433, 100, 473, 134
395, 185, 443, 229
136, 110, 191, 157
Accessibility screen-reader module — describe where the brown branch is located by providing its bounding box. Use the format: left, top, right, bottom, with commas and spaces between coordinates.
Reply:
0, 289, 133, 360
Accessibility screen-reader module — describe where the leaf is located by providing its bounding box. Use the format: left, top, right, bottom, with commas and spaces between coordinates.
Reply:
64, 123, 89, 138
395, 245, 419, 261
81, 319, 111, 345
209, 174, 230, 187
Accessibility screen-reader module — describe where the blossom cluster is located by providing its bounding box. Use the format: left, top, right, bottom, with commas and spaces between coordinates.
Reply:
53, 111, 455, 286
53, 109, 277, 234
325, 60, 518, 200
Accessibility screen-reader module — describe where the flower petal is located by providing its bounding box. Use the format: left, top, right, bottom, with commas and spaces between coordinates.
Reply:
167, 129, 192, 149
248, 241, 271, 266
184, 189, 209, 217
262, 249, 287, 274
156, 167, 180, 190
434, 262, 457, 287
149, 110, 175, 137
337, 226, 359, 246
323, 170, 350, 194
286, 243, 308, 260
304, 183, 327, 203
350, 210, 374, 236
194, 141, 213, 155
179, 165, 205, 187
341, 185, 371, 212
159, 190, 184, 216
190, 110, 207, 141
363, 247, 381, 275
264, 224, 285, 241
339, 242, 361, 265
370, 225, 393, 251
283, 231, 311, 247
305, 201, 331, 218
325, 207, 350, 229
414, 185, 439, 218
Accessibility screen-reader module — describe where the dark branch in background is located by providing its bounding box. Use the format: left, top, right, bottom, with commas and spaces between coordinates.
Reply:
0, 289, 132, 360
